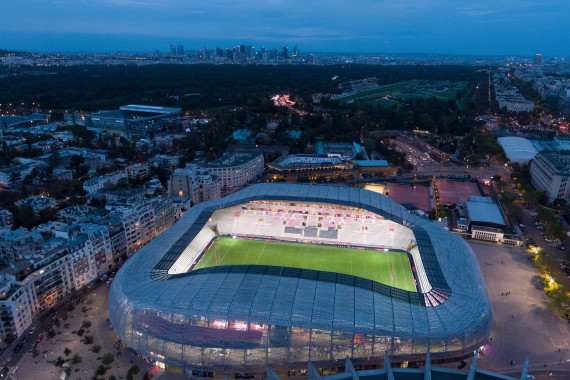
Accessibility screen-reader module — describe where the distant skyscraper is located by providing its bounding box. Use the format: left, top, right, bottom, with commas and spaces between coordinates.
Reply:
170, 44, 176, 55
281, 47, 288, 59
535, 54, 543, 65
245, 45, 254, 58
291, 45, 299, 58
177, 45, 184, 55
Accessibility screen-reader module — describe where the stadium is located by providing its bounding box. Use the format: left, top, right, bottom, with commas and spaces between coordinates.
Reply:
108, 183, 492, 375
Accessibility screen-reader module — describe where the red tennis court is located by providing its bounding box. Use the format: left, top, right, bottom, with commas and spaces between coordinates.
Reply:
386, 183, 432, 212
436, 179, 481, 205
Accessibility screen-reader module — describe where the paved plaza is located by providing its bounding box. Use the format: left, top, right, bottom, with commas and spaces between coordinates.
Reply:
469, 240, 570, 380
5, 281, 184, 380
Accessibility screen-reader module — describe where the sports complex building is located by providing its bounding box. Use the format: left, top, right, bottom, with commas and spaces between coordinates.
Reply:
108, 183, 492, 375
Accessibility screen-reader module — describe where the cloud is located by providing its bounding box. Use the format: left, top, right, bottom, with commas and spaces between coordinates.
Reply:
0, 0, 569, 55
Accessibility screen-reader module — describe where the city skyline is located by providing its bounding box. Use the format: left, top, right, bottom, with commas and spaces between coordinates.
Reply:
1, 0, 569, 56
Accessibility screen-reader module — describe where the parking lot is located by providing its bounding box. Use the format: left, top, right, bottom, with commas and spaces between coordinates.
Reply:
468, 241, 570, 380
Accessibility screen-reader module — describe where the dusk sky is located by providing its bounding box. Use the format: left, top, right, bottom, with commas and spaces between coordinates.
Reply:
1, 0, 569, 56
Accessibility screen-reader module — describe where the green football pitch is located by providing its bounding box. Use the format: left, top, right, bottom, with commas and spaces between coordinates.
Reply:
193, 237, 416, 292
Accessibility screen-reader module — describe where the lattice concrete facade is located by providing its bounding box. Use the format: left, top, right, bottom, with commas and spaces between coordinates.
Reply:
108, 183, 492, 373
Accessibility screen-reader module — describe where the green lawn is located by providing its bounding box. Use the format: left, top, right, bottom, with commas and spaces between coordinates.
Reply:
194, 237, 416, 292
339, 80, 469, 108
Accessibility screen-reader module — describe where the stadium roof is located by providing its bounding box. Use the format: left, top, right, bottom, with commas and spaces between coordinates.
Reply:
355, 160, 390, 167
109, 183, 492, 371
119, 104, 181, 114
497, 136, 538, 163
465, 196, 506, 227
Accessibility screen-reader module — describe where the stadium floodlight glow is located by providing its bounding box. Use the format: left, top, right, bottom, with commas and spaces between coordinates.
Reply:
109, 183, 492, 373
232, 321, 248, 331
212, 320, 227, 329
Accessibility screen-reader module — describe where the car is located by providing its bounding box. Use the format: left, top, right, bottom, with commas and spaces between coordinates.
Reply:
36, 334, 43, 343
101, 274, 108, 280
28, 327, 35, 335
107, 277, 114, 284
87, 283, 94, 289
0, 367, 9, 377
29, 344, 35, 353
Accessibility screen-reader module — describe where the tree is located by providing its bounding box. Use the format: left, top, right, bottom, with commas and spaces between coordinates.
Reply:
547, 223, 567, 241
48, 149, 61, 168
101, 353, 114, 365
55, 356, 65, 367
70, 124, 95, 147
92, 344, 102, 353
4, 333, 16, 345
523, 191, 538, 205
115, 178, 130, 189
82, 319, 92, 329
64, 347, 72, 356
71, 354, 82, 364
38, 207, 58, 223
16, 204, 36, 229
84, 335, 94, 344
506, 204, 523, 223
126, 365, 140, 380
95, 364, 107, 376
47, 329, 57, 338
150, 165, 170, 188
536, 190, 549, 206
142, 373, 151, 380
68, 154, 85, 171
537, 208, 556, 225
553, 198, 567, 210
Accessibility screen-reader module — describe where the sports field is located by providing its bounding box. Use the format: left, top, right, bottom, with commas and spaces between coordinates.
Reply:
339, 80, 470, 110
194, 237, 416, 292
